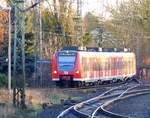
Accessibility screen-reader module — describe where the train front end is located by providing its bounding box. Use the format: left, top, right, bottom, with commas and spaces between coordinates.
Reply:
52, 50, 81, 85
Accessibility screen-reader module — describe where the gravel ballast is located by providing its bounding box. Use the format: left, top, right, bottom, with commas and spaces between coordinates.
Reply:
30, 87, 107, 118
106, 94, 150, 118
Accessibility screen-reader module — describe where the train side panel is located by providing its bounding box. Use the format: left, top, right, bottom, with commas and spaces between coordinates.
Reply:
51, 51, 136, 85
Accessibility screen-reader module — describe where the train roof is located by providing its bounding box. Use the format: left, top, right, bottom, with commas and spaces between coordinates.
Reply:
62, 46, 131, 52
78, 51, 135, 58
57, 49, 135, 58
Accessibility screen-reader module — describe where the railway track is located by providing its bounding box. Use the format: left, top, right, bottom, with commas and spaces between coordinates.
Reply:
92, 85, 150, 118
59, 78, 140, 92
57, 79, 150, 118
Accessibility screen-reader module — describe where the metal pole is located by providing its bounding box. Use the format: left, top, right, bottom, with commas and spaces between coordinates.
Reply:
39, 2, 43, 87
39, 4, 42, 60
13, 1, 18, 107
21, 0, 26, 108
8, 9, 12, 93
21, 0, 25, 88
13, 1, 18, 83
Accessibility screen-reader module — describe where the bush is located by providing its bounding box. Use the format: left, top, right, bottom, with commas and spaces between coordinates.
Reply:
0, 73, 8, 87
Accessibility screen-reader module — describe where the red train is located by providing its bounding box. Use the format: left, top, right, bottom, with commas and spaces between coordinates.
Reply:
52, 47, 136, 86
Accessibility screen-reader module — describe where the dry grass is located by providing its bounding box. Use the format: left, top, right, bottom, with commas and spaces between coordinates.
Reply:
0, 89, 12, 103
26, 88, 69, 105
79, 88, 97, 93
0, 88, 44, 118
0, 88, 78, 118
0, 89, 16, 118
0, 104, 16, 118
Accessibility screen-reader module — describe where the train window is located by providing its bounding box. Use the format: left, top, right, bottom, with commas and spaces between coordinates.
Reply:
83, 59, 86, 71
93, 62, 96, 71
129, 60, 131, 69
128, 61, 130, 68
113, 61, 115, 70
122, 61, 124, 69
116, 60, 119, 69
108, 60, 111, 71
126, 61, 128, 69
87, 63, 90, 71
118, 60, 121, 69
96, 62, 99, 71
117, 61, 119, 70
84, 61, 90, 72
114, 61, 116, 70
131, 60, 134, 68
84, 62, 86, 71
101, 61, 105, 70
121, 61, 123, 70
105, 61, 107, 70
118, 61, 122, 69
129, 60, 132, 72
118, 61, 120, 69
105, 62, 107, 70
58, 55, 76, 71
124, 61, 126, 69
98, 61, 101, 71
106, 62, 108, 70
123, 60, 126, 69
111, 61, 114, 70
116, 60, 118, 69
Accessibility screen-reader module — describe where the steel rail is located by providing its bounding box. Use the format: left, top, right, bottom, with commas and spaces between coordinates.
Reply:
61, 78, 139, 94
57, 85, 120, 118
99, 89, 150, 118
73, 84, 140, 118
91, 84, 140, 118
92, 85, 150, 118
57, 79, 141, 118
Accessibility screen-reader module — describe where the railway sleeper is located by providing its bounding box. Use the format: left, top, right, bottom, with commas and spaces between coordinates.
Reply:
71, 109, 89, 118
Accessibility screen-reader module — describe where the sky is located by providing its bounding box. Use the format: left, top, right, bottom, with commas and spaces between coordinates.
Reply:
0, 0, 124, 18
81, 0, 124, 18
0, 0, 6, 7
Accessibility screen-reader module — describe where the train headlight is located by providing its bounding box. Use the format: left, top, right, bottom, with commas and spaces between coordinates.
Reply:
54, 70, 57, 74
75, 70, 79, 74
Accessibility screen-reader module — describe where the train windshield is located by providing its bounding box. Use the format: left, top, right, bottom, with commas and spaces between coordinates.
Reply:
58, 53, 76, 71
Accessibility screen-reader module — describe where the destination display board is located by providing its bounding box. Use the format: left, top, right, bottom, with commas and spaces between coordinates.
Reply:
58, 52, 77, 56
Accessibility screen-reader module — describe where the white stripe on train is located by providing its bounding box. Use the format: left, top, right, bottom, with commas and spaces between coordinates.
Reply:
52, 73, 135, 82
